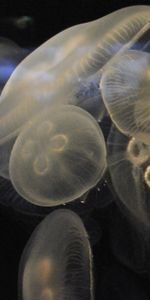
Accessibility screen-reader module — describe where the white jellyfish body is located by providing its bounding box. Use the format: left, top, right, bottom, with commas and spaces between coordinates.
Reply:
0, 5, 150, 143
19, 209, 93, 300
107, 125, 150, 227
0, 6, 149, 199
100, 50, 150, 146
9, 105, 106, 206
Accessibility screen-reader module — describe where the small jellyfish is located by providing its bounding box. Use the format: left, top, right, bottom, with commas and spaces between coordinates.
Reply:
100, 50, 150, 145
18, 209, 93, 300
107, 125, 150, 227
9, 105, 106, 206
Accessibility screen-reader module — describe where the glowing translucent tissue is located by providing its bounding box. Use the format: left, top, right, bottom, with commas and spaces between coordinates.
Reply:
9, 105, 106, 206
107, 125, 150, 227
0, 5, 150, 206
101, 50, 150, 146
2, 5, 150, 123
19, 209, 93, 300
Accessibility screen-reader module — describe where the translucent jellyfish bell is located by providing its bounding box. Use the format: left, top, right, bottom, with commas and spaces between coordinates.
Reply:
1, 6, 150, 130
100, 50, 150, 145
19, 209, 93, 300
0, 6, 150, 179
107, 125, 150, 227
9, 105, 106, 206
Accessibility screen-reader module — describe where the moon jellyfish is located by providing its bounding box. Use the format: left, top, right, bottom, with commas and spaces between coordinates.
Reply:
107, 125, 150, 227
19, 209, 93, 300
0, 6, 149, 206
100, 50, 150, 145
0, 6, 149, 180
0, 6, 149, 181
9, 105, 106, 206
0, 5, 150, 133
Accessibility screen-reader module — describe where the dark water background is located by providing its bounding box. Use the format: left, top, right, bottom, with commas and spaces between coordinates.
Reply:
0, 0, 150, 299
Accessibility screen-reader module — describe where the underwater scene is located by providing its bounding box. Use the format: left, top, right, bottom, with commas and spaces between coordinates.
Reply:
0, 2, 150, 300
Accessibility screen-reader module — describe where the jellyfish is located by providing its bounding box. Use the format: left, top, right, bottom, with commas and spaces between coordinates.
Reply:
100, 49, 150, 146
0, 5, 149, 200
9, 105, 106, 206
18, 209, 93, 300
107, 125, 150, 227
1, 5, 150, 142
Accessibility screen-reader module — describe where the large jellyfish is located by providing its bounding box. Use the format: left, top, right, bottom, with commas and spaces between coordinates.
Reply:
1, 6, 150, 120
100, 50, 150, 146
107, 125, 150, 227
9, 105, 106, 206
0, 5, 149, 206
0, 6, 150, 139
18, 209, 93, 300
